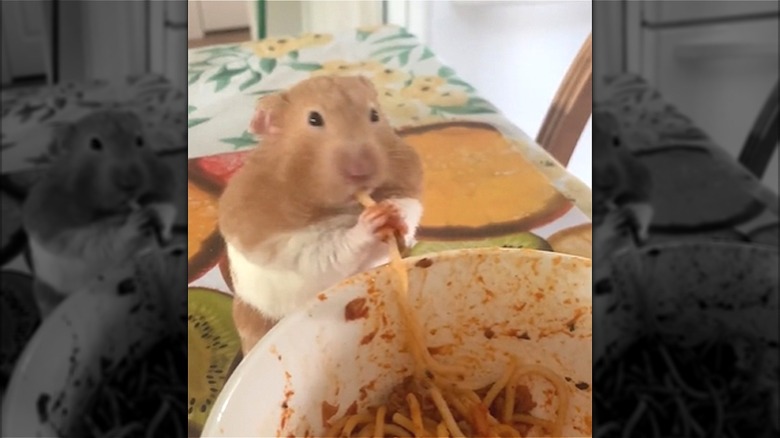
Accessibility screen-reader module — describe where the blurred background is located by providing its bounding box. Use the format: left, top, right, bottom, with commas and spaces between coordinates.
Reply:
1, 0, 187, 90
186, 0, 594, 187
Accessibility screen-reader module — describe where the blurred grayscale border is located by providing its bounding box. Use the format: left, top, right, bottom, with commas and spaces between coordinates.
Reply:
593, 1, 778, 437
1, 1, 187, 437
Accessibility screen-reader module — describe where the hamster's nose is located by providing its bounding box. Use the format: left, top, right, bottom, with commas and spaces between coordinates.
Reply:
113, 166, 142, 192
340, 148, 377, 182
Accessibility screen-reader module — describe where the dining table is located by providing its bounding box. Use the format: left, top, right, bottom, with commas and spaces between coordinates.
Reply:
595, 73, 778, 248
185, 24, 593, 436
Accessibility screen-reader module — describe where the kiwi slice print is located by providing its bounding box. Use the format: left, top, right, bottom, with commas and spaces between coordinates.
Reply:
410, 232, 552, 257
1, 271, 40, 395
188, 287, 240, 436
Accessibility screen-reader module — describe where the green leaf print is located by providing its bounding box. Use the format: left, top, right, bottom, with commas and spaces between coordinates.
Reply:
287, 62, 323, 71
249, 89, 280, 96
221, 131, 257, 149
188, 105, 196, 114
431, 106, 497, 115
208, 66, 248, 92
464, 96, 496, 109
188, 118, 210, 128
259, 58, 277, 74
188, 71, 204, 85
288, 51, 299, 60
188, 60, 212, 69
195, 45, 242, 56
371, 32, 414, 45
356, 30, 372, 41
369, 44, 417, 58
419, 47, 435, 61
447, 78, 476, 92
398, 51, 411, 67
240, 72, 263, 91
438, 66, 455, 78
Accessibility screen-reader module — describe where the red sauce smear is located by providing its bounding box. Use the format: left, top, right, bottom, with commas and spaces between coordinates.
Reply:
345, 297, 369, 321
360, 330, 377, 345
414, 258, 433, 268
321, 401, 338, 427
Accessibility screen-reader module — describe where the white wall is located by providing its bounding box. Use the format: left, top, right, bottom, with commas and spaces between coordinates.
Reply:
424, 0, 593, 187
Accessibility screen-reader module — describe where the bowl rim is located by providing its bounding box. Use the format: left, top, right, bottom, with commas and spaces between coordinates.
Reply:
202, 247, 593, 436
637, 239, 779, 254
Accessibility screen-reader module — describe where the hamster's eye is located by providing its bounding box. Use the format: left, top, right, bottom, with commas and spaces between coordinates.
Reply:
370, 109, 380, 123
136, 136, 144, 148
308, 111, 324, 127
90, 138, 103, 151
612, 136, 621, 147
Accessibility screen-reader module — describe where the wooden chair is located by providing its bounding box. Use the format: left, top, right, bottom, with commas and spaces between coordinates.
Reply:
738, 79, 778, 179
536, 33, 592, 167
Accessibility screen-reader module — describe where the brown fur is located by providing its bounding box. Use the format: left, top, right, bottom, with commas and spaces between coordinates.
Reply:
23, 110, 175, 247
218, 75, 424, 351
22, 110, 176, 317
232, 295, 278, 355
219, 75, 423, 256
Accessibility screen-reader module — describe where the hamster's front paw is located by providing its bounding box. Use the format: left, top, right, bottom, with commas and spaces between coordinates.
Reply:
120, 208, 158, 252
356, 200, 408, 242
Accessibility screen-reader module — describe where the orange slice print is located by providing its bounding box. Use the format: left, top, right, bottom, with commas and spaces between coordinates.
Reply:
399, 122, 572, 239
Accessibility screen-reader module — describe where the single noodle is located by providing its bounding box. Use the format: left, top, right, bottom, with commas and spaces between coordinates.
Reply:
319, 193, 572, 438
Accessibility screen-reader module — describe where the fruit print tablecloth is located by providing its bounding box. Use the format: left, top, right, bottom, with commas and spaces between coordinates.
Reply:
595, 73, 778, 246
1, 74, 187, 174
186, 25, 593, 434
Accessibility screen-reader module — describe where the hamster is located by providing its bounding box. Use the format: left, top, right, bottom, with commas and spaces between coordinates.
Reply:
592, 110, 654, 281
22, 110, 177, 318
218, 75, 424, 354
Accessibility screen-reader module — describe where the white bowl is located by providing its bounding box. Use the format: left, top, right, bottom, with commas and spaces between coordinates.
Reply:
203, 248, 593, 437
1, 247, 186, 437
594, 241, 779, 388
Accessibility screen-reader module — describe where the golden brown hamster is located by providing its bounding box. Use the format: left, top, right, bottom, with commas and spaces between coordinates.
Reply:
218, 75, 424, 354
22, 110, 177, 317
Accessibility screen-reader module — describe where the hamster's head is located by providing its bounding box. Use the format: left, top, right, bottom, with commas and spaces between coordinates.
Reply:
53, 110, 161, 212
250, 75, 400, 207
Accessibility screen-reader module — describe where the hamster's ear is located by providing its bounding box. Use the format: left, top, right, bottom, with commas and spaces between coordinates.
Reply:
250, 92, 288, 135
356, 75, 378, 98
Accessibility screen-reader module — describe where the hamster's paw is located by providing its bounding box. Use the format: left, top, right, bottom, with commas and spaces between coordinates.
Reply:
357, 200, 408, 241
120, 208, 158, 251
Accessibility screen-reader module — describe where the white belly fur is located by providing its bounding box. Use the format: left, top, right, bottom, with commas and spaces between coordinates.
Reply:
228, 197, 423, 320
28, 237, 111, 296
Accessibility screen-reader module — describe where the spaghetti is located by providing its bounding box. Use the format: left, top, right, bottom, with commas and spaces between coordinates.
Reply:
321, 193, 572, 437
594, 333, 777, 438
73, 332, 186, 438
